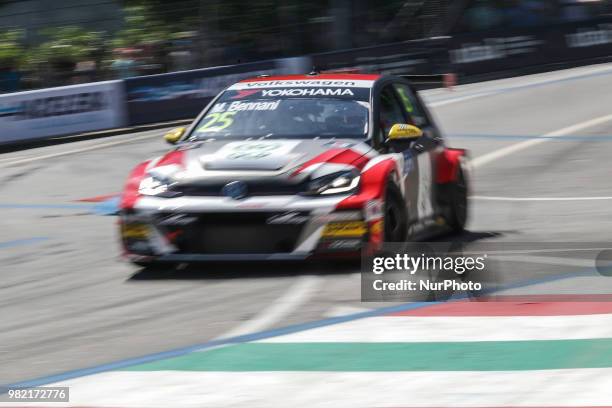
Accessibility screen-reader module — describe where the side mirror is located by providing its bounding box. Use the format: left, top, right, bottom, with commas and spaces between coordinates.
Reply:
164, 127, 186, 144
386, 124, 423, 142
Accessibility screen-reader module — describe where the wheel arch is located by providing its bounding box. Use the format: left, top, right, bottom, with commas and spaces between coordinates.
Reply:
337, 156, 402, 210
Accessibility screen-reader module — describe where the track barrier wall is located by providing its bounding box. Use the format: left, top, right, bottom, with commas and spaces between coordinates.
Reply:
0, 80, 126, 145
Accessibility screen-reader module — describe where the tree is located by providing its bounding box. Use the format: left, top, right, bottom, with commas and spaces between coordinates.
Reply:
29, 26, 104, 71
111, 5, 170, 49
0, 29, 24, 71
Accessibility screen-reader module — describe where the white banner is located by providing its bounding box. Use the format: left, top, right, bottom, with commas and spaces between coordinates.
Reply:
0, 80, 126, 144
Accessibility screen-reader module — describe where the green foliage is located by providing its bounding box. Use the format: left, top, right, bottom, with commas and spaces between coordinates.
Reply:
111, 5, 170, 48
0, 29, 24, 69
28, 26, 104, 68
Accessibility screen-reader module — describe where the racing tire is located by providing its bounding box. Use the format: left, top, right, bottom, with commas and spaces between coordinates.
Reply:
383, 182, 408, 243
448, 166, 468, 232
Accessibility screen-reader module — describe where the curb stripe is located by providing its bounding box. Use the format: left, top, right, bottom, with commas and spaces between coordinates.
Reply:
3, 268, 604, 389
2, 301, 434, 389
125, 339, 612, 372
391, 298, 612, 317
260, 314, 612, 343
40, 369, 612, 407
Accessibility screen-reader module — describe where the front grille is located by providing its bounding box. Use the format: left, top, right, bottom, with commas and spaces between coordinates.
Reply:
168, 181, 307, 197
157, 212, 307, 254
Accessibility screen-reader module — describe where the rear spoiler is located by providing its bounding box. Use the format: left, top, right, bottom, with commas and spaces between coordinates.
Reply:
400, 73, 457, 90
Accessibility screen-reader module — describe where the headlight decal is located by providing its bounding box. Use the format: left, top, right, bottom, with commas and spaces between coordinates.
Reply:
307, 169, 361, 195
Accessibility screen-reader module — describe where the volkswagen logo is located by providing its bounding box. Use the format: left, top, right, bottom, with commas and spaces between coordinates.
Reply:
222, 181, 248, 200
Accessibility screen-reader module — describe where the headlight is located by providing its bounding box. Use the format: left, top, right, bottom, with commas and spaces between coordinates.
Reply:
138, 175, 170, 196
306, 170, 360, 195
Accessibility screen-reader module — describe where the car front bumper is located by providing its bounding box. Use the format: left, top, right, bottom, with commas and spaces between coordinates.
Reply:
120, 194, 383, 262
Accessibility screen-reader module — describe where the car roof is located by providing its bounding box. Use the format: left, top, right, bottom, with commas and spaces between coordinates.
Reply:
237, 73, 382, 86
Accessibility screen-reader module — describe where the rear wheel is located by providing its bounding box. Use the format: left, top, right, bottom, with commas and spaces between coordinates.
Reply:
384, 182, 407, 242
448, 166, 468, 231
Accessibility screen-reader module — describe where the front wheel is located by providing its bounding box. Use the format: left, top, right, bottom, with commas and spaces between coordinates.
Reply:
384, 182, 408, 242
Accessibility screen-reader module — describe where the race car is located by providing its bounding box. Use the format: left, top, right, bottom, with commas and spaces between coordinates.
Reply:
118, 73, 469, 265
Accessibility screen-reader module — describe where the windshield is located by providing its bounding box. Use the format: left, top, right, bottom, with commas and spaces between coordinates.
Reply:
190, 90, 370, 140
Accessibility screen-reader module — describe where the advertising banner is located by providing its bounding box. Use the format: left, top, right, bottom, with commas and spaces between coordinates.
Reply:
0, 80, 126, 145
311, 17, 612, 83
560, 17, 612, 61
447, 17, 612, 78
123, 60, 279, 126
311, 38, 447, 76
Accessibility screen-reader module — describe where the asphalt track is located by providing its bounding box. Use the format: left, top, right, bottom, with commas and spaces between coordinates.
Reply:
3, 63, 612, 385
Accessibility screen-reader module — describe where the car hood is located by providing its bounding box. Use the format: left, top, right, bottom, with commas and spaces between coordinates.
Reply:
149, 138, 374, 186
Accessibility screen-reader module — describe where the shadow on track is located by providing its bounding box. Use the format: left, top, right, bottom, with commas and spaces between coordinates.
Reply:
443, 230, 510, 243
128, 230, 510, 281
128, 260, 361, 281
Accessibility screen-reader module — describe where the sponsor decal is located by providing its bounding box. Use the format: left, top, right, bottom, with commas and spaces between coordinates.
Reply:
261, 88, 354, 97
214, 140, 299, 161
227, 142, 283, 159
246, 80, 357, 87
229, 79, 375, 90
210, 100, 280, 113
267, 212, 310, 225
158, 214, 198, 226
314, 211, 363, 223
231, 89, 260, 99
322, 221, 368, 238
121, 223, 150, 239
320, 239, 362, 250
566, 24, 612, 48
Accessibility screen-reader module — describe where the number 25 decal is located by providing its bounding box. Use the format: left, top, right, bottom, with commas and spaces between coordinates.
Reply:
197, 111, 237, 132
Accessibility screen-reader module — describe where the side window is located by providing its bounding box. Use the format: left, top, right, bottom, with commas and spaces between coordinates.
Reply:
393, 83, 428, 127
379, 86, 406, 140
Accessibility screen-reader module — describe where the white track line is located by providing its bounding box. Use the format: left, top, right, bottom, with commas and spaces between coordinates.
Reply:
0, 132, 165, 167
323, 305, 371, 318
427, 63, 612, 107
429, 93, 496, 107
472, 112, 612, 169
216, 275, 321, 340
491, 254, 594, 268
472, 195, 612, 201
